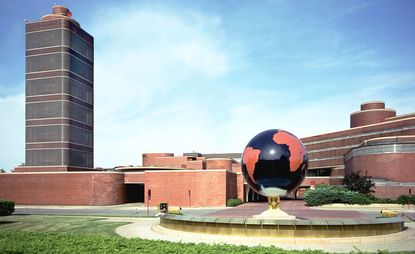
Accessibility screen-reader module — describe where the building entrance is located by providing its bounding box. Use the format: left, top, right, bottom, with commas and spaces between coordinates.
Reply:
125, 184, 144, 203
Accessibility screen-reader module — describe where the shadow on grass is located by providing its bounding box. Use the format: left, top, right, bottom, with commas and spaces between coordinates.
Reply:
0, 221, 16, 225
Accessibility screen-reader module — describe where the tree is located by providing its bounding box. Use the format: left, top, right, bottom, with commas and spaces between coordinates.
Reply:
342, 171, 375, 195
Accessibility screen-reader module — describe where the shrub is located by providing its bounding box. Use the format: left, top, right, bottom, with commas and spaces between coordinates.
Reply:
396, 195, 415, 205
0, 200, 15, 216
304, 185, 372, 206
342, 171, 375, 195
226, 198, 242, 207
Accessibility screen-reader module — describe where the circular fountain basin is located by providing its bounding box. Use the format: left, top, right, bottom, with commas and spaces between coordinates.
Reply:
160, 215, 404, 238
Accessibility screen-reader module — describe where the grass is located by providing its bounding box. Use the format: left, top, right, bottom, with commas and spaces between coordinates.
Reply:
0, 215, 127, 237
0, 215, 410, 254
0, 230, 329, 254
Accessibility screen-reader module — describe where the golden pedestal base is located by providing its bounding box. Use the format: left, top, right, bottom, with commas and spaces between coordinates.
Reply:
253, 195, 296, 220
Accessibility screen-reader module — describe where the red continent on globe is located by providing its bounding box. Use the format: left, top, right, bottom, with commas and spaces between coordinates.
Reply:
273, 131, 305, 172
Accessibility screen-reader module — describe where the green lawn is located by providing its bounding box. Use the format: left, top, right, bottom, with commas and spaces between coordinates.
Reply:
0, 215, 406, 254
0, 215, 126, 237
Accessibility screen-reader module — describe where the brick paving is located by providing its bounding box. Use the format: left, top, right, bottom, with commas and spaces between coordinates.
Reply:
206, 200, 370, 219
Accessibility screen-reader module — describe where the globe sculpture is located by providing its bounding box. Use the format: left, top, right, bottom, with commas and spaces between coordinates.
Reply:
242, 129, 308, 219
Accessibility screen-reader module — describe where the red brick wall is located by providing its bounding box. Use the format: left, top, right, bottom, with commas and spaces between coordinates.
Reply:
374, 185, 414, 199
142, 153, 173, 166
155, 156, 190, 168
206, 159, 232, 170
0, 172, 125, 205
345, 153, 415, 182
124, 172, 145, 183
186, 160, 204, 170
232, 162, 241, 172
144, 170, 227, 207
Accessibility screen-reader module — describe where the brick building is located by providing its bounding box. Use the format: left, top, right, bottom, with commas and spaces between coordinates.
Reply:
18, 5, 94, 172
0, 6, 414, 207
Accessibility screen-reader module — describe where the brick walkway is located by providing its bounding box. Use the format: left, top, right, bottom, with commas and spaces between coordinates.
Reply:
206, 200, 369, 219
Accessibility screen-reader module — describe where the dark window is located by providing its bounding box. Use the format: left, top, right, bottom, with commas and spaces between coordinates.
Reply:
70, 55, 93, 81
26, 125, 67, 142
26, 101, 63, 119
306, 168, 332, 177
26, 77, 65, 96
70, 33, 93, 60
26, 149, 67, 166
26, 29, 66, 49
69, 150, 93, 167
26, 53, 69, 73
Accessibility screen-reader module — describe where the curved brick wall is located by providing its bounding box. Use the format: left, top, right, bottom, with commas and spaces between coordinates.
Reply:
350, 109, 396, 128
345, 153, 415, 182
361, 102, 385, 110
345, 137, 415, 183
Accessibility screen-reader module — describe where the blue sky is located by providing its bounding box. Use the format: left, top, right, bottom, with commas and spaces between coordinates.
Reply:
0, 0, 414, 170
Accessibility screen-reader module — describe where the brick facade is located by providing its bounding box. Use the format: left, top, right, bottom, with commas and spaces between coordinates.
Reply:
144, 170, 234, 207
0, 172, 125, 205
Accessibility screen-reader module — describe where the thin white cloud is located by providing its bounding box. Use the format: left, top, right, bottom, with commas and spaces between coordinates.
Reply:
90, 6, 231, 167
0, 93, 24, 170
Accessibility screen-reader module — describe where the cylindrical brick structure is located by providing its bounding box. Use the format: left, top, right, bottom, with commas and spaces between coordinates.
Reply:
361, 102, 385, 110
52, 5, 71, 16
350, 102, 396, 128
206, 158, 233, 170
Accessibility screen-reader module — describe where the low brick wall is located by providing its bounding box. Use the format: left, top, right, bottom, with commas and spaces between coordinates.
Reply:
0, 172, 125, 205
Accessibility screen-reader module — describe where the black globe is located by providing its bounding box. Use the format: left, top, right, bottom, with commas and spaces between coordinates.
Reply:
241, 129, 308, 197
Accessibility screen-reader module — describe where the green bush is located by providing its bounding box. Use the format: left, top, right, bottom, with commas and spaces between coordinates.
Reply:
396, 195, 415, 205
342, 171, 375, 195
226, 198, 242, 207
304, 185, 372, 206
0, 200, 15, 216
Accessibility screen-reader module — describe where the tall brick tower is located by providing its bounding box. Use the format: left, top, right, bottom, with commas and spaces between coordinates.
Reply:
18, 6, 94, 172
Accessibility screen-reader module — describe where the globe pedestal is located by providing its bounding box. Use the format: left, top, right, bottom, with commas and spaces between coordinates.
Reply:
253, 196, 296, 220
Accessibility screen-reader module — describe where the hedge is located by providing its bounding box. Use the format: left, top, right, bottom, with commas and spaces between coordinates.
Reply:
304, 185, 373, 206
0, 200, 15, 216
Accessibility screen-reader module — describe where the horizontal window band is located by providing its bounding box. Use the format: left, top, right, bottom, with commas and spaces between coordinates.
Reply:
26, 95, 93, 110
26, 70, 93, 87
26, 20, 93, 45
27, 93, 93, 106
26, 124, 93, 134
27, 44, 93, 62
26, 142, 93, 152
26, 118, 93, 131
26, 76, 93, 92
303, 124, 415, 146
345, 144, 415, 161
26, 141, 93, 148
309, 156, 344, 162
26, 47, 93, 67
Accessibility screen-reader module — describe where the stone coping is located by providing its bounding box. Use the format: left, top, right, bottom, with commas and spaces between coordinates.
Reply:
162, 214, 403, 226
160, 215, 404, 238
